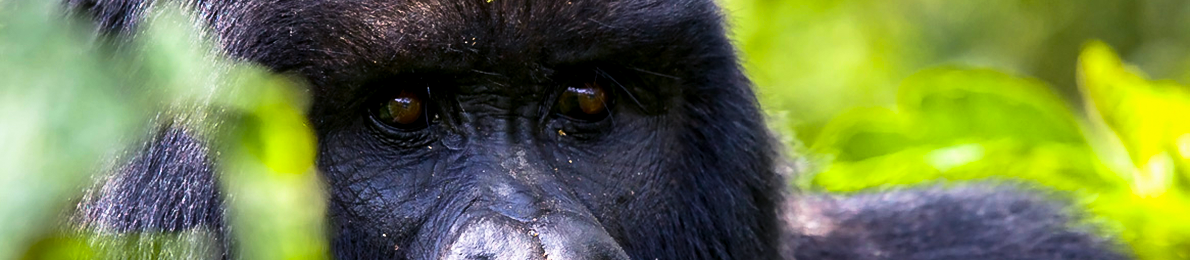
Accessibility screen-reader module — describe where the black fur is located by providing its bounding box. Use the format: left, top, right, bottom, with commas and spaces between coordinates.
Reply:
66, 0, 1130, 259
786, 186, 1128, 260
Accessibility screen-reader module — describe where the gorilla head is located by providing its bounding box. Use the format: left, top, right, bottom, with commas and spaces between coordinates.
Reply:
70, 0, 783, 259
292, 0, 782, 259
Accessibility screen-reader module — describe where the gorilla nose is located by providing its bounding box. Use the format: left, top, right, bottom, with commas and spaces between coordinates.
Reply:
444, 219, 544, 260
444, 214, 630, 260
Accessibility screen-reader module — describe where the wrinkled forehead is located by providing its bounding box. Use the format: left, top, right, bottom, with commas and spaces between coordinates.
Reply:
203, 0, 720, 74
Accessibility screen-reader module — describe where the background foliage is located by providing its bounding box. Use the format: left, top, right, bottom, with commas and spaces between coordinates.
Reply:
721, 0, 1190, 259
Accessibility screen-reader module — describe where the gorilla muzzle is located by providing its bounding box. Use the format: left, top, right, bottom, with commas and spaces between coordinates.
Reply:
442, 150, 630, 260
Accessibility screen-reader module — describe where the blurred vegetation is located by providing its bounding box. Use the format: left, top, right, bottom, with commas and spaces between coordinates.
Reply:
2, 0, 1188, 259
722, 0, 1190, 259
0, 0, 326, 259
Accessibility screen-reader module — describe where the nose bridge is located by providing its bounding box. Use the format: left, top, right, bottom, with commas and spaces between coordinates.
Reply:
457, 114, 544, 213
460, 116, 608, 226
445, 131, 631, 260
471, 143, 551, 221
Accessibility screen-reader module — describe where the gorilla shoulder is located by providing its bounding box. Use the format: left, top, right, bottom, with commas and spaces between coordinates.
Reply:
788, 185, 1129, 260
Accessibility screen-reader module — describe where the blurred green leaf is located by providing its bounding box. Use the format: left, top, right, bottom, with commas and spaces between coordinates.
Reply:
808, 44, 1190, 260
138, 6, 329, 260
0, 1, 148, 258
220, 70, 328, 260
1, 1, 329, 259
811, 68, 1114, 192
1077, 41, 1190, 260
811, 107, 914, 162
1078, 41, 1190, 195
23, 231, 220, 260
724, 0, 1190, 147
898, 68, 1086, 145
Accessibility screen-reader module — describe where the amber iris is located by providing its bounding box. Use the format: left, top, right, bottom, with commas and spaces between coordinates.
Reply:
379, 90, 424, 126
557, 82, 608, 120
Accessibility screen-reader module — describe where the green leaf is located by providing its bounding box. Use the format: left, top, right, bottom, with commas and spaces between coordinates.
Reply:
811, 107, 915, 162
1078, 41, 1190, 195
811, 68, 1122, 193
898, 68, 1085, 145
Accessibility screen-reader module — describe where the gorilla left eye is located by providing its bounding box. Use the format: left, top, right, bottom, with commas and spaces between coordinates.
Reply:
555, 81, 609, 121
375, 89, 431, 130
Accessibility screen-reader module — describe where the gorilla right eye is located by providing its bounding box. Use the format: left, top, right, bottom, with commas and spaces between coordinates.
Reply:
375, 89, 431, 130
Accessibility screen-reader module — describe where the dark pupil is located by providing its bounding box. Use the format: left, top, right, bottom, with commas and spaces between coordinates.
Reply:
381, 90, 423, 125
558, 82, 608, 120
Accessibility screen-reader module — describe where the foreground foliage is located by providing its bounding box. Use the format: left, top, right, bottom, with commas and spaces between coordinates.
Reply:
0, 1, 326, 259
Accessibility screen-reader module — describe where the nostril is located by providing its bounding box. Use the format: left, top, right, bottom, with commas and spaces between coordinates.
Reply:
445, 220, 546, 260
566, 243, 632, 260
535, 215, 631, 260
539, 238, 631, 260
444, 213, 630, 260
466, 254, 494, 260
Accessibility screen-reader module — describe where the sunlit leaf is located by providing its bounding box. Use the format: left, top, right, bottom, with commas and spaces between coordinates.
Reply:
1, 1, 329, 259
0, 1, 147, 258
22, 231, 221, 260
1078, 41, 1190, 193
898, 68, 1085, 145
1076, 41, 1190, 260
219, 71, 327, 260
812, 68, 1115, 192
138, 6, 328, 259
811, 107, 915, 162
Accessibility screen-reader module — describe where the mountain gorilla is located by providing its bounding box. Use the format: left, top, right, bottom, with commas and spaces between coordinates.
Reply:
66, 0, 1131, 259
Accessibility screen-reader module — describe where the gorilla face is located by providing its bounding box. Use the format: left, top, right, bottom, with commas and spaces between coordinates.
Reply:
190, 0, 784, 258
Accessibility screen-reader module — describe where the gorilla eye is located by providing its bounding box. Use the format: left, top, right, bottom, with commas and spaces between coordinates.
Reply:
555, 82, 609, 121
376, 89, 431, 130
